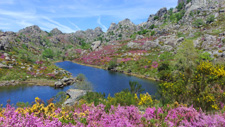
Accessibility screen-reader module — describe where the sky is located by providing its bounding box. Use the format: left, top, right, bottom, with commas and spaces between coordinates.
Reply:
0, 0, 177, 33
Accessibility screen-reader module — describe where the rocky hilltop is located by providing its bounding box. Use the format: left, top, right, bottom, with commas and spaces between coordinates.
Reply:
0, 0, 225, 62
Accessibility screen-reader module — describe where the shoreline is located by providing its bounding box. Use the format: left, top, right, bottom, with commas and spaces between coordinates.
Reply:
1, 59, 159, 87
70, 60, 158, 81
0, 78, 57, 87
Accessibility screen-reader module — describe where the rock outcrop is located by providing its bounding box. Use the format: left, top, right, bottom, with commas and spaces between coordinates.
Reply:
18, 25, 47, 36
63, 89, 87, 106
50, 28, 63, 36
91, 41, 101, 51
105, 18, 136, 41
55, 77, 76, 88
0, 80, 19, 86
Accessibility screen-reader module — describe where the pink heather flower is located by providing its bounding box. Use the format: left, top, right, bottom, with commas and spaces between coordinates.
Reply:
75, 49, 83, 54
47, 73, 55, 78
36, 61, 43, 65
122, 58, 131, 62
27, 72, 36, 76
40, 66, 47, 70
0, 54, 5, 59
151, 61, 158, 68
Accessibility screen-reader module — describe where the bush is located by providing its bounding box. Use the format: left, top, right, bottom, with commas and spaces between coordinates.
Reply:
42, 48, 54, 59
108, 58, 117, 70
206, 15, 215, 24
154, 16, 159, 20
79, 92, 105, 106
168, 8, 173, 15
106, 91, 138, 107
199, 52, 213, 61
175, 10, 185, 21
176, 2, 185, 11
127, 81, 145, 94
186, 0, 192, 4
151, 31, 155, 36
149, 24, 155, 29
53, 91, 68, 107
222, 38, 225, 43
16, 102, 30, 108
77, 73, 86, 82
193, 19, 205, 28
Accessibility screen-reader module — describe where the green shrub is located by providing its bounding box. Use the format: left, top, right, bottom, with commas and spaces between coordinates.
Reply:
175, 10, 185, 21
151, 31, 156, 36
159, 52, 174, 61
21, 44, 28, 50
130, 33, 137, 39
124, 81, 145, 95
106, 91, 137, 107
79, 92, 105, 106
199, 52, 213, 61
168, 8, 173, 15
186, 0, 192, 4
154, 16, 159, 20
177, 32, 186, 38
193, 19, 205, 28
42, 48, 54, 59
176, 2, 185, 11
108, 58, 117, 70
16, 102, 30, 108
53, 92, 68, 107
77, 74, 86, 82
222, 38, 225, 43
149, 24, 155, 29
190, 11, 194, 17
206, 15, 215, 24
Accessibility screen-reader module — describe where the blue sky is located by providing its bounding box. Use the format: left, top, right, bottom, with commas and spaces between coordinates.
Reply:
0, 0, 177, 33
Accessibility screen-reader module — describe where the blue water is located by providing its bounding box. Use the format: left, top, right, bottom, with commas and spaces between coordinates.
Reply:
55, 61, 158, 96
0, 61, 158, 106
0, 85, 72, 106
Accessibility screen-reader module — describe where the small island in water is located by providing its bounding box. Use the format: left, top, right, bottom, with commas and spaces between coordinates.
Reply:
0, 0, 225, 126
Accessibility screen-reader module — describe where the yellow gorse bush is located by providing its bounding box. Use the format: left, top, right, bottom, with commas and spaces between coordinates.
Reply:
197, 61, 225, 77
0, 108, 4, 118
211, 104, 219, 110
16, 97, 57, 118
135, 93, 153, 106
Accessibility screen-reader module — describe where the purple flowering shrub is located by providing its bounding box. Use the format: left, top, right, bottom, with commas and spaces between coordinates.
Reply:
1, 103, 225, 127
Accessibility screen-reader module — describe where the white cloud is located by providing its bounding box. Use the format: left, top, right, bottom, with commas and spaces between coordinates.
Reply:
0, 0, 177, 32
97, 16, 107, 32
67, 20, 81, 31
42, 17, 76, 33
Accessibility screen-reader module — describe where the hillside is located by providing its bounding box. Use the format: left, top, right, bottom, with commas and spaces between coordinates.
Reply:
1, 0, 224, 79
0, 0, 225, 126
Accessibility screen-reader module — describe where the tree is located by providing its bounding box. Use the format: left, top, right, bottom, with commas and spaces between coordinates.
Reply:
128, 81, 144, 94
172, 40, 198, 84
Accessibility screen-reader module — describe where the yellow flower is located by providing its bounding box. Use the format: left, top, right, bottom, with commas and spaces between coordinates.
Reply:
138, 93, 153, 106
134, 94, 138, 100
79, 112, 86, 117
211, 104, 219, 110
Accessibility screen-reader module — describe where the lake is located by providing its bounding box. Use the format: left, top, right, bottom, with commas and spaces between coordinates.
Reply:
55, 61, 158, 96
0, 61, 158, 106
